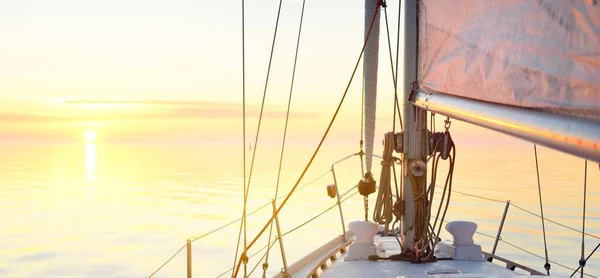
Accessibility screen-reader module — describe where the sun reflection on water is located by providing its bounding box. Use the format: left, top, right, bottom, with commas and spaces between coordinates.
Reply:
86, 142, 96, 200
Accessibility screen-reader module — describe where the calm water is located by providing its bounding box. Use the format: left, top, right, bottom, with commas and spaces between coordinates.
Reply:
0, 134, 599, 277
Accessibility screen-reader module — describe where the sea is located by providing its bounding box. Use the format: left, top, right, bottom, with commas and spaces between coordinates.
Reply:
1, 129, 599, 277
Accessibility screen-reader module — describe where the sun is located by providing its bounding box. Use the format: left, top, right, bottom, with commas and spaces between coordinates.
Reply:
84, 130, 97, 142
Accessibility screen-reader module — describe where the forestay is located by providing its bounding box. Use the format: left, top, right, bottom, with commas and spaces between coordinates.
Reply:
418, 0, 600, 121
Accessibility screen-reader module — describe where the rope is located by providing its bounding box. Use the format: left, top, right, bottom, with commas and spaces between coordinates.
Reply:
578, 160, 588, 278
428, 146, 455, 259
263, 0, 307, 276
232, 0, 248, 274
533, 144, 551, 274
410, 164, 428, 250
232, 4, 383, 276
373, 132, 395, 229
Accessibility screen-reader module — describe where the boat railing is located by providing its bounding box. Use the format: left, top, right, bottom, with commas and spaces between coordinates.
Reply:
148, 152, 598, 277
446, 187, 600, 277
147, 153, 368, 277
148, 151, 385, 277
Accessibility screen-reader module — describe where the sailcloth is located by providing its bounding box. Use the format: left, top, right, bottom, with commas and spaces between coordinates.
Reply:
418, 0, 600, 121
364, 0, 380, 174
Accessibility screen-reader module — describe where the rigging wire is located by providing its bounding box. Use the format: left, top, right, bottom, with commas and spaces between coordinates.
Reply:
382, 0, 402, 216
578, 160, 588, 278
572, 243, 600, 277
148, 243, 187, 277
394, 0, 402, 131
500, 240, 595, 277
382, 0, 403, 132
234, 0, 284, 276
394, 1, 403, 223
533, 144, 551, 275
232, 5, 383, 276
510, 203, 600, 240
382, 0, 403, 248
148, 169, 331, 277
262, 0, 307, 276
232, 0, 248, 274
217, 239, 278, 278
218, 189, 359, 278
250, 239, 278, 277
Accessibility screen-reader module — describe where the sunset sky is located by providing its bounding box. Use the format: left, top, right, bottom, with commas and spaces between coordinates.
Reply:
0, 0, 489, 144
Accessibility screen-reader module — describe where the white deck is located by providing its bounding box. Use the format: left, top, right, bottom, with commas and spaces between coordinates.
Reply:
288, 236, 547, 278
321, 258, 523, 277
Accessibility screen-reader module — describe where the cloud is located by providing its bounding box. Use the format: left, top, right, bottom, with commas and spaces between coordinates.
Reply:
0, 100, 316, 123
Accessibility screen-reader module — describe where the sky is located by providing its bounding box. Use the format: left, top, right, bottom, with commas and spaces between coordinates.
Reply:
0, 0, 488, 144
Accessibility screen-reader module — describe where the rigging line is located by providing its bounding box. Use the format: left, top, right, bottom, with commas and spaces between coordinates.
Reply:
148, 243, 187, 277
150, 169, 330, 277
217, 239, 279, 278
194, 168, 330, 243
438, 185, 505, 203
578, 160, 588, 278
264, 0, 307, 274
533, 144, 550, 275
235, 0, 285, 276
189, 169, 331, 242
192, 201, 271, 243
283, 190, 359, 237
222, 191, 358, 278
382, 1, 403, 133
250, 239, 279, 277
572, 243, 600, 277
510, 203, 600, 240
501, 240, 597, 278
232, 0, 247, 273
394, 0, 402, 131
232, 5, 383, 276
397, 8, 403, 222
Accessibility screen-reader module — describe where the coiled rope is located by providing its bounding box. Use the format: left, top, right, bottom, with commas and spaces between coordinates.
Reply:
373, 132, 396, 228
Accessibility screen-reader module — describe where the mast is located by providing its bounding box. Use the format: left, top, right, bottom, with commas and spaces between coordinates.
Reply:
401, 0, 428, 250
363, 0, 381, 176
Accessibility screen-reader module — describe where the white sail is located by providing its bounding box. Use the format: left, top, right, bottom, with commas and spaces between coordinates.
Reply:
363, 0, 380, 174
418, 0, 600, 121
